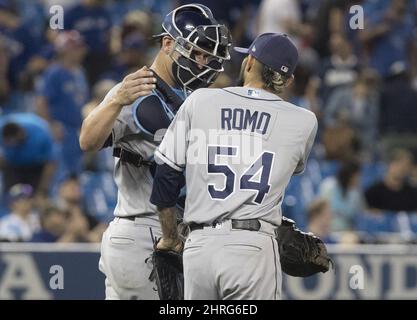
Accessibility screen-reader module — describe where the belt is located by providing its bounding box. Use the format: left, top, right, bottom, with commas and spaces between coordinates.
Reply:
119, 215, 140, 221
189, 219, 265, 233
113, 147, 153, 167
117, 213, 156, 221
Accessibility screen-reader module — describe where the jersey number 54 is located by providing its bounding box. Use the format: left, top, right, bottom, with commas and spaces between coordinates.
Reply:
207, 145, 274, 204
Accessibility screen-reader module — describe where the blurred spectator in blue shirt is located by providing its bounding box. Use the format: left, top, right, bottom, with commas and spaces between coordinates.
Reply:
55, 175, 106, 242
319, 161, 365, 231
0, 37, 10, 106
312, 0, 354, 58
65, 0, 112, 85
0, 0, 40, 88
107, 0, 174, 26
360, 0, 416, 78
102, 33, 148, 82
36, 31, 89, 176
30, 205, 68, 242
30, 206, 68, 242
31, 199, 103, 243
18, 23, 59, 94
0, 184, 40, 242
379, 69, 417, 138
115, 10, 158, 60
378, 67, 417, 163
317, 33, 360, 106
18, 28, 57, 114
325, 71, 379, 152
16, 0, 45, 44
0, 113, 56, 196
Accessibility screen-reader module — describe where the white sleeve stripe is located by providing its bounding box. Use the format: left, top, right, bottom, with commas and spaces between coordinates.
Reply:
155, 150, 184, 172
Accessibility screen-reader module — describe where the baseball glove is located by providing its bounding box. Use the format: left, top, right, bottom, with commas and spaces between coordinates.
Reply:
276, 216, 334, 277
148, 239, 184, 300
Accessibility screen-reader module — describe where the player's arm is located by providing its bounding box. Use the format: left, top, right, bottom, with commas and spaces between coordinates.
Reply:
152, 165, 185, 252
152, 163, 186, 251
151, 164, 183, 251
158, 207, 180, 246
35, 72, 66, 141
79, 67, 157, 152
150, 99, 192, 251
358, 7, 392, 44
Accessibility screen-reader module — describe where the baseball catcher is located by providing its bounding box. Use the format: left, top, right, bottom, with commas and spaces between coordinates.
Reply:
80, 3, 231, 300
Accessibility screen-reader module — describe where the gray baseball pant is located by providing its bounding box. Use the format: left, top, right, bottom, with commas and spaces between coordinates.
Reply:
183, 220, 282, 300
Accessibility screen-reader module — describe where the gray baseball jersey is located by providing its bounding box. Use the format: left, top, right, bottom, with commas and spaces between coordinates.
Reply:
99, 81, 185, 299
155, 86, 317, 226
100, 84, 159, 218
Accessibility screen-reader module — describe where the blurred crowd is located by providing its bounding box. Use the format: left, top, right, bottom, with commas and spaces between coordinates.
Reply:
0, 0, 417, 244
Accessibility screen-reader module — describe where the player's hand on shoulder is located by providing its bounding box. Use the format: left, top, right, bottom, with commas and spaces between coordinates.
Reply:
111, 66, 157, 107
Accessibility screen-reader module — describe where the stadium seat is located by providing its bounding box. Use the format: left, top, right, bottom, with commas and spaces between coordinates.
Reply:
353, 211, 417, 242
354, 211, 399, 235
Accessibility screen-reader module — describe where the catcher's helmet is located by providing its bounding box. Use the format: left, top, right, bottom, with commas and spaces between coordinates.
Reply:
155, 3, 232, 94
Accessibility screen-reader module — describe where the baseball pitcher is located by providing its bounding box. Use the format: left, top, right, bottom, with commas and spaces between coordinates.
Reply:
150, 33, 318, 300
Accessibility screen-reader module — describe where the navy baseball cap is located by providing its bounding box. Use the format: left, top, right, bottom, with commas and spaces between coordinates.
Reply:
234, 33, 299, 76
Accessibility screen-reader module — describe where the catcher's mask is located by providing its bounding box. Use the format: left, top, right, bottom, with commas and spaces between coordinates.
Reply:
154, 4, 232, 95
